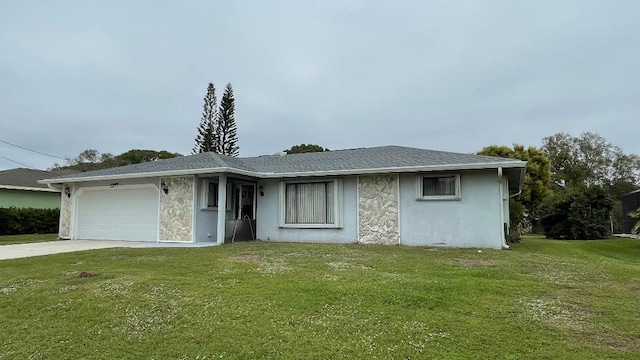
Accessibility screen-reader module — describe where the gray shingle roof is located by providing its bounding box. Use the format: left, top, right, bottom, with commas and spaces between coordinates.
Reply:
244, 146, 518, 173
0, 168, 78, 189
42, 146, 525, 182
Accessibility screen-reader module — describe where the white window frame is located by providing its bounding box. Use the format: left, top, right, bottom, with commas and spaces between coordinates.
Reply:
417, 173, 461, 201
279, 178, 343, 228
201, 180, 233, 210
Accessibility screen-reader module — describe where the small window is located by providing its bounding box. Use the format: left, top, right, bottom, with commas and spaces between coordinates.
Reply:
418, 174, 460, 200
207, 182, 219, 208
280, 179, 342, 228
203, 181, 232, 210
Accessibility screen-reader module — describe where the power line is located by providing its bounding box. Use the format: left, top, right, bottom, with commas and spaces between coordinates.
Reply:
0, 138, 66, 160
0, 156, 38, 169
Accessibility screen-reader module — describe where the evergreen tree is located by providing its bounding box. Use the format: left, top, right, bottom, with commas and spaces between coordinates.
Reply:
192, 83, 217, 154
215, 83, 239, 156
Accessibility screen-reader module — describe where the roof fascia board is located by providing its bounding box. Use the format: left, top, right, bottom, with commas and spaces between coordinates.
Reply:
0, 185, 60, 192
39, 160, 525, 184
260, 161, 527, 178
38, 167, 258, 184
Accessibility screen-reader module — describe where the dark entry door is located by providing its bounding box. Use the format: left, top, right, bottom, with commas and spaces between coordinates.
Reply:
227, 184, 256, 242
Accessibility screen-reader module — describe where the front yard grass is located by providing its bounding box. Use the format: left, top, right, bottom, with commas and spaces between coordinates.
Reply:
1, 235, 639, 359
0, 233, 57, 245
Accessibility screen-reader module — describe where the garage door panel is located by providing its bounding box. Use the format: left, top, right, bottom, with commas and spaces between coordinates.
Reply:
76, 186, 159, 241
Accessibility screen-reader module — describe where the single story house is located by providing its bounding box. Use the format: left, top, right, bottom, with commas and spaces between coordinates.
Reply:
0, 168, 77, 209
40, 146, 526, 249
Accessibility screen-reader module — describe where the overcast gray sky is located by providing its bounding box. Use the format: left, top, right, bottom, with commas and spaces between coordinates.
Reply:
1, 0, 638, 170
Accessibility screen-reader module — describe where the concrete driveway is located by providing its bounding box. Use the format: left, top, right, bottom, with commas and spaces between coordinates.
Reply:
0, 240, 220, 261
0, 240, 151, 261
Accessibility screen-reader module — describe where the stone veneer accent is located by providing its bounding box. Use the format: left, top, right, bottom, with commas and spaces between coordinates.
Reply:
159, 176, 194, 242
59, 188, 72, 239
358, 174, 399, 245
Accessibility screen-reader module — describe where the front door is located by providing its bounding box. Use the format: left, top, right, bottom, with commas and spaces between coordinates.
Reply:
236, 184, 255, 220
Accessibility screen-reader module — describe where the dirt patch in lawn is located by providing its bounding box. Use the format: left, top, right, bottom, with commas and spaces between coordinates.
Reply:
522, 297, 638, 351
455, 258, 496, 267
228, 254, 265, 264
523, 298, 591, 331
583, 332, 639, 352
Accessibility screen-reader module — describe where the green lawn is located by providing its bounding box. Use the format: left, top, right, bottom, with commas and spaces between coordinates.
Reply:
0, 233, 57, 245
1, 235, 639, 359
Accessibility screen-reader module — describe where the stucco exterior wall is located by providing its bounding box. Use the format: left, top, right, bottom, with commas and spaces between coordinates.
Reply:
357, 174, 399, 244
193, 177, 235, 243
159, 176, 194, 242
256, 177, 358, 243
399, 170, 503, 249
0, 189, 61, 209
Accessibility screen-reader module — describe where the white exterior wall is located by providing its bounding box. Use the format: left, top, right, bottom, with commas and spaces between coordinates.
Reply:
63, 169, 511, 248
399, 170, 503, 249
256, 177, 358, 243
194, 176, 235, 243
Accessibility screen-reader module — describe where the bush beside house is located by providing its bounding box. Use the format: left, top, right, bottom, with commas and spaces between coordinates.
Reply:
0, 207, 59, 235
540, 185, 613, 240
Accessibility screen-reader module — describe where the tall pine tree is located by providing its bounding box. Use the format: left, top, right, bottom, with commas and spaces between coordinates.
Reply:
192, 83, 217, 154
215, 83, 239, 156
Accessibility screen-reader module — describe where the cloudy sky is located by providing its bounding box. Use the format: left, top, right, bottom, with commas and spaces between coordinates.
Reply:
1, 0, 639, 170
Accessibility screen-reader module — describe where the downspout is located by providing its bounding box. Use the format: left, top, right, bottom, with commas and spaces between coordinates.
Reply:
498, 167, 509, 249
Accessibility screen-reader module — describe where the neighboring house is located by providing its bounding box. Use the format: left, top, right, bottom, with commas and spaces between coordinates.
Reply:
0, 168, 77, 209
621, 189, 640, 234
40, 146, 526, 249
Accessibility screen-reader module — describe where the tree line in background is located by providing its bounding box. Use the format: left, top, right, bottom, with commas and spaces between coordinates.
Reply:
479, 132, 640, 240
284, 144, 329, 154
51, 149, 181, 172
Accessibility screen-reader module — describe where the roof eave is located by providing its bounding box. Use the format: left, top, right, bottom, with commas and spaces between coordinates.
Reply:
38, 167, 260, 184
262, 161, 526, 178
0, 184, 60, 192
38, 160, 525, 183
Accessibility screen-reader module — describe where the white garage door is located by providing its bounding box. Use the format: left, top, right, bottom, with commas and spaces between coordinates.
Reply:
76, 185, 159, 241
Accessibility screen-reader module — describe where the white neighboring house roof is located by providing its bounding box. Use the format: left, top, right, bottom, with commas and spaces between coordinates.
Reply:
39, 146, 527, 193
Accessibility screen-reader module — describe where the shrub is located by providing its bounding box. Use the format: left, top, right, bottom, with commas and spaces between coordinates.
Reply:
0, 207, 60, 235
507, 199, 525, 243
507, 230, 521, 243
539, 185, 613, 240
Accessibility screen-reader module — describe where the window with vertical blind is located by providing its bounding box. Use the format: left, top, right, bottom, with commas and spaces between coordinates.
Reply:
418, 174, 461, 200
280, 179, 341, 227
